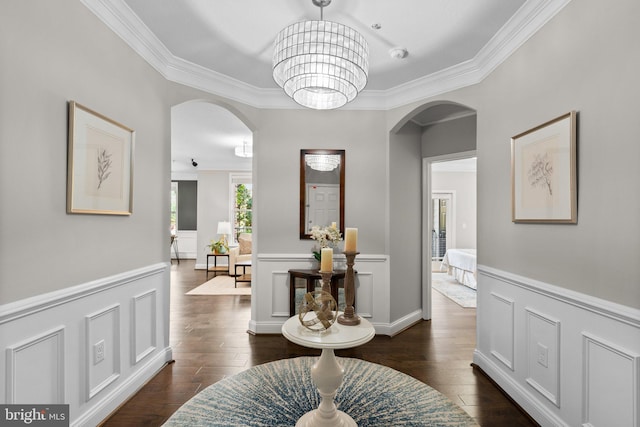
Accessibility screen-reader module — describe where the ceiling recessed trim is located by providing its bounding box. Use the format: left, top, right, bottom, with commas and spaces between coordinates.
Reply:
82, 0, 571, 111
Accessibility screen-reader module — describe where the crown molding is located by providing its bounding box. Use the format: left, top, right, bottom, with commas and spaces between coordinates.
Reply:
81, 0, 571, 111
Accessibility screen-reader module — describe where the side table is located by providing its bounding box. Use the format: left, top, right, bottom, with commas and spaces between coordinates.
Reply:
288, 269, 348, 316
206, 253, 229, 279
234, 260, 251, 287
282, 315, 375, 427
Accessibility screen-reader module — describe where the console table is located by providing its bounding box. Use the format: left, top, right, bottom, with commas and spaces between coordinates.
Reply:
288, 269, 350, 317
282, 315, 375, 427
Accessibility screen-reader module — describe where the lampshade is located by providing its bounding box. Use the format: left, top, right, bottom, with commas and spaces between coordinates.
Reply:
272, 1, 369, 110
217, 221, 232, 235
305, 154, 340, 171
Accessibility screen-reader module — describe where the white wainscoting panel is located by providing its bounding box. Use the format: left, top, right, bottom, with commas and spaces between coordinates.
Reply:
582, 333, 639, 427
355, 272, 373, 318
0, 263, 172, 427
85, 304, 121, 400
173, 230, 197, 259
489, 292, 515, 370
271, 271, 291, 317
6, 327, 65, 404
251, 254, 390, 335
474, 265, 640, 427
133, 290, 157, 364
525, 308, 560, 407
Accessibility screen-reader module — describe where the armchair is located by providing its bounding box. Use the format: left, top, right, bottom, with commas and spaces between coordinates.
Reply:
229, 233, 252, 275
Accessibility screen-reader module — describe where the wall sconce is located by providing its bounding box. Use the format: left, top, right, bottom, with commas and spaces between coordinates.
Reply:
191, 158, 198, 167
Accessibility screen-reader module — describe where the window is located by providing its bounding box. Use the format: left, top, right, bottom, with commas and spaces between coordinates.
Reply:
170, 181, 178, 234
230, 174, 252, 242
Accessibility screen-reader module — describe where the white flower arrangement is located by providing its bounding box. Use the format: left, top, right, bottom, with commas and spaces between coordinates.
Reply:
310, 224, 343, 261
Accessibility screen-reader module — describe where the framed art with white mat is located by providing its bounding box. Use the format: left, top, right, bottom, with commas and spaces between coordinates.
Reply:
511, 111, 577, 223
67, 101, 134, 215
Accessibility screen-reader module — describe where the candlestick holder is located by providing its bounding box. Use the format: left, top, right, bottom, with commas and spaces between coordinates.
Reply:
338, 251, 360, 326
319, 270, 334, 320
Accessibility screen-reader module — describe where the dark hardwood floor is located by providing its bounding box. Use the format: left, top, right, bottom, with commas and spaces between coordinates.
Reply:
101, 259, 537, 426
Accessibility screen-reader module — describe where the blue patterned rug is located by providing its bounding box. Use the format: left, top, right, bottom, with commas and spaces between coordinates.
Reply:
432, 273, 477, 308
163, 357, 477, 426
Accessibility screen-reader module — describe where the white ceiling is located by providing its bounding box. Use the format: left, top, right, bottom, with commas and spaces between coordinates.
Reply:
81, 0, 570, 173
124, 0, 527, 91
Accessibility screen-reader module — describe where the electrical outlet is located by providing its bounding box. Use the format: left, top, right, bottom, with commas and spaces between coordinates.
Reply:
536, 342, 548, 368
94, 340, 105, 365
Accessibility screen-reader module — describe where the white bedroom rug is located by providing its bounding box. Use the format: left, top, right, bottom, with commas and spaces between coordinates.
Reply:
432, 272, 476, 308
186, 275, 251, 296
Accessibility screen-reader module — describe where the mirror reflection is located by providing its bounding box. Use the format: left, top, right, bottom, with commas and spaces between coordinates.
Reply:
300, 149, 345, 239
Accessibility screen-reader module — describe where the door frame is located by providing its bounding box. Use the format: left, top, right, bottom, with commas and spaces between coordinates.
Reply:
431, 192, 455, 262
422, 150, 476, 320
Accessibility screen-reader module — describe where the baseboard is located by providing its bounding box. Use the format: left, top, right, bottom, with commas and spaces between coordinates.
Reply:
473, 350, 567, 427
77, 347, 173, 427
248, 310, 422, 337
377, 309, 423, 337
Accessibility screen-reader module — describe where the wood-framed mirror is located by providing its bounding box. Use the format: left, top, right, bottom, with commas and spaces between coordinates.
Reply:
300, 149, 345, 239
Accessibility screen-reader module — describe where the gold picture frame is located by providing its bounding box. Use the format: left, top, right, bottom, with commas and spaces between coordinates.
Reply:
511, 111, 577, 223
67, 101, 135, 215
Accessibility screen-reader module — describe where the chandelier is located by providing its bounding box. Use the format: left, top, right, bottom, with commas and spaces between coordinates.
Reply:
272, 0, 369, 110
305, 154, 341, 171
234, 141, 253, 158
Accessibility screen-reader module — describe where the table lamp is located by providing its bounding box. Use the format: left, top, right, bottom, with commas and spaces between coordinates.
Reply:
217, 221, 232, 247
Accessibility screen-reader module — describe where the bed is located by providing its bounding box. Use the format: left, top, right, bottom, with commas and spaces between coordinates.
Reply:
440, 249, 477, 289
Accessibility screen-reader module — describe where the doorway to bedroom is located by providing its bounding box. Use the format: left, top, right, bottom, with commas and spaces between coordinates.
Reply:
426, 155, 477, 316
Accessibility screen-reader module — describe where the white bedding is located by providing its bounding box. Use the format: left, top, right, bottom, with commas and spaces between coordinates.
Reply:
441, 249, 477, 289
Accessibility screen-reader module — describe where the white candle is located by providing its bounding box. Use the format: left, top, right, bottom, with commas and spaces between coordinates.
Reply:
344, 228, 358, 252
320, 248, 333, 272
331, 222, 337, 229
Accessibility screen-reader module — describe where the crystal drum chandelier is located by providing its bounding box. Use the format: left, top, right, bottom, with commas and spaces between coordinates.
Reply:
272, 0, 369, 110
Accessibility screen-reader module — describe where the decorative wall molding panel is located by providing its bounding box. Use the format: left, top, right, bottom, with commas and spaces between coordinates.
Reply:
475, 265, 640, 427
251, 254, 392, 334
133, 290, 157, 364
0, 263, 171, 427
525, 308, 561, 407
5, 327, 65, 404
582, 333, 639, 427
489, 292, 515, 370
85, 304, 121, 400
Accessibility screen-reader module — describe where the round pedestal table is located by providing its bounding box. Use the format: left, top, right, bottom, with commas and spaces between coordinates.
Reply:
282, 314, 375, 427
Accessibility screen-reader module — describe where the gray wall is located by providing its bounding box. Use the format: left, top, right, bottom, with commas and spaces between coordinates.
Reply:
422, 115, 477, 158
473, 0, 639, 307
389, 121, 423, 321
3, 0, 637, 316
253, 109, 389, 255
386, 0, 639, 308
0, 0, 170, 304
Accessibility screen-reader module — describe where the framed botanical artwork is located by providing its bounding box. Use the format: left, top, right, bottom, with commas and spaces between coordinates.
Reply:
511, 111, 577, 223
67, 101, 135, 215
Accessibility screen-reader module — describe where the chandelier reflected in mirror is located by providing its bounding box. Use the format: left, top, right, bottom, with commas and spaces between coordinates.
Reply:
272, 0, 369, 110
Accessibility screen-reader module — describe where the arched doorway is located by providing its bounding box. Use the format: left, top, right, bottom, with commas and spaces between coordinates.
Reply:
390, 101, 477, 320
170, 99, 256, 301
